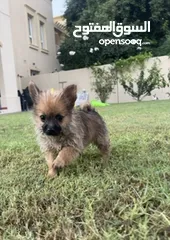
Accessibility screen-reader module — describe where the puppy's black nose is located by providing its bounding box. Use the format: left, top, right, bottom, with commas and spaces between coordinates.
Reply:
43, 122, 62, 136
46, 128, 56, 136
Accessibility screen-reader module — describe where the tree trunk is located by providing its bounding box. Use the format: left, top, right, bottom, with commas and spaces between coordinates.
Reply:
137, 96, 141, 101
100, 97, 106, 103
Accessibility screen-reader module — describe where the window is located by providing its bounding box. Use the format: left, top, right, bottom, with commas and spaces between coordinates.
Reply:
30, 70, 40, 76
37, 13, 48, 52
40, 21, 45, 49
25, 5, 38, 49
28, 14, 33, 44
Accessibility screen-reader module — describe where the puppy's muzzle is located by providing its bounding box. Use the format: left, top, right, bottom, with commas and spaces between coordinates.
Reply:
43, 124, 61, 136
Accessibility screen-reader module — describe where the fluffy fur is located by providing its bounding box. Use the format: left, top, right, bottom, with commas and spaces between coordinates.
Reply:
29, 81, 110, 177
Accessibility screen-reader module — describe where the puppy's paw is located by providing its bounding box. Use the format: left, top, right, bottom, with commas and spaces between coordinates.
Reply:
47, 168, 56, 178
53, 157, 65, 169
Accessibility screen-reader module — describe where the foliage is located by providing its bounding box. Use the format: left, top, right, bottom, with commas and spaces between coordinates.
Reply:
154, 34, 170, 57
168, 69, 170, 81
165, 69, 170, 98
64, 0, 87, 29
91, 66, 117, 103
91, 53, 168, 102
120, 62, 167, 101
114, 52, 153, 73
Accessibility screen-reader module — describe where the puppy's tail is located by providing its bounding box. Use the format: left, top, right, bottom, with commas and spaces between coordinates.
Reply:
80, 102, 95, 112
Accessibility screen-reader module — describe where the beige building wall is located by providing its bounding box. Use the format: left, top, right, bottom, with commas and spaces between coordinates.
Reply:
9, 0, 57, 90
21, 56, 170, 103
0, 0, 21, 113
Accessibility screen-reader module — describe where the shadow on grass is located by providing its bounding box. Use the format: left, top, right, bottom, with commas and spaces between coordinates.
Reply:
54, 146, 117, 178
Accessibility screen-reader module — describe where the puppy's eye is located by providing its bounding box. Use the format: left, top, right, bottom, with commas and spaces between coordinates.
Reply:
55, 114, 64, 122
40, 114, 46, 122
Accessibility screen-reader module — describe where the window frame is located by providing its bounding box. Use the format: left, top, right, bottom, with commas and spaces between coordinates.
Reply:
28, 14, 33, 44
25, 5, 38, 50
37, 13, 48, 53
40, 21, 45, 49
30, 70, 40, 76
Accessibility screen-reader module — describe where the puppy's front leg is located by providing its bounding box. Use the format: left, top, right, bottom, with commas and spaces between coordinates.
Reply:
52, 147, 79, 175
45, 151, 56, 177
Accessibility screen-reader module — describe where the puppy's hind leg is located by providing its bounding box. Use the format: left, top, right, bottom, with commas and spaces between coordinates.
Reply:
95, 135, 110, 162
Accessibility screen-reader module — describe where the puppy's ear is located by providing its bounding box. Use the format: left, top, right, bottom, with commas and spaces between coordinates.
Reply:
28, 81, 40, 104
60, 84, 77, 110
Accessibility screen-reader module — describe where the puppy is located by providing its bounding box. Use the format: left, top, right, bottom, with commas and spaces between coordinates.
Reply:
29, 81, 110, 177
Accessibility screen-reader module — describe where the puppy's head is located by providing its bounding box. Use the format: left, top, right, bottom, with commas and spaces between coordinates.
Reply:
28, 81, 77, 136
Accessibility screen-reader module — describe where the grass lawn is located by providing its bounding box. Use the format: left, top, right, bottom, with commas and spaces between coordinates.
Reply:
1, 100, 170, 239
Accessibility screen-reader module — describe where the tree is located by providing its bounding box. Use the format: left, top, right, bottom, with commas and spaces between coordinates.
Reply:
120, 62, 168, 101
59, 0, 170, 70
154, 34, 170, 56
91, 66, 116, 103
64, 0, 87, 29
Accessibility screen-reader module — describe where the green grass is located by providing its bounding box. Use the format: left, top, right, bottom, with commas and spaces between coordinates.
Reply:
1, 101, 170, 239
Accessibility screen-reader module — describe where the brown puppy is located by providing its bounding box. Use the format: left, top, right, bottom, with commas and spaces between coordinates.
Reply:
29, 81, 110, 177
